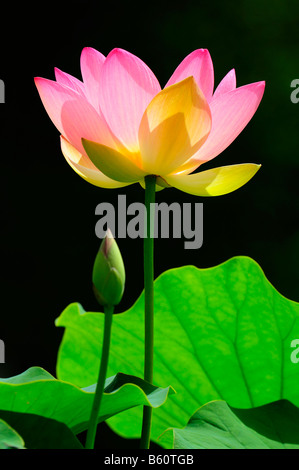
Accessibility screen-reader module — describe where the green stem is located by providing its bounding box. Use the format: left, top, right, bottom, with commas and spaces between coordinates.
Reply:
85, 304, 114, 449
140, 175, 156, 449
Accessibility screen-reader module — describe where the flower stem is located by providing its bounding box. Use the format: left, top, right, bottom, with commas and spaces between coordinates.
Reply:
140, 175, 156, 449
85, 304, 114, 449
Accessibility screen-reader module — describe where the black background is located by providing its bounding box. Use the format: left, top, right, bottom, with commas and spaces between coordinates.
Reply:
0, 0, 298, 448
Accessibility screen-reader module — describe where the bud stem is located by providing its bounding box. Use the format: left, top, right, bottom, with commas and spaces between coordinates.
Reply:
85, 304, 114, 449
140, 175, 156, 449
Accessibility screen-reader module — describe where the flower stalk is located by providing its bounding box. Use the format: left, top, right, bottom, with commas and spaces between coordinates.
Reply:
140, 174, 156, 449
85, 304, 114, 449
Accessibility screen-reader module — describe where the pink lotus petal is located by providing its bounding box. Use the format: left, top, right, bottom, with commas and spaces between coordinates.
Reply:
80, 47, 105, 111
212, 69, 236, 100
34, 77, 117, 155
174, 81, 265, 173
98, 48, 161, 152
54, 68, 86, 97
165, 49, 214, 100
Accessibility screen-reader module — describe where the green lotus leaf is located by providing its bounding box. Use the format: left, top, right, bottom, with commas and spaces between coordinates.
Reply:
0, 367, 174, 435
0, 419, 25, 449
0, 411, 83, 449
56, 257, 299, 445
161, 400, 299, 449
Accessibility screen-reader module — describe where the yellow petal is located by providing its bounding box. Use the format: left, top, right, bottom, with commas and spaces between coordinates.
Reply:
82, 138, 147, 183
138, 76, 211, 176
164, 164, 261, 196
61, 136, 129, 188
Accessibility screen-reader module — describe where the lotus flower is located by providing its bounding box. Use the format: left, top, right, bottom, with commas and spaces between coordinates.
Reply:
35, 48, 265, 196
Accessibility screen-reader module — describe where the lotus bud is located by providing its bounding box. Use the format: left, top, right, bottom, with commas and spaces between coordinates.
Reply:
92, 229, 125, 307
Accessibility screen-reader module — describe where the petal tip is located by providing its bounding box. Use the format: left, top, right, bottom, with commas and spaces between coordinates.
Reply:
194, 48, 210, 55
167, 75, 197, 90
187, 48, 212, 63
253, 81, 266, 101
252, 80, 266, 93
54, 67, 62, 80
81, 46, 95, 53
107, 47, 127, 58
246, 163, 262, 178
256, 80, 266, 89
80, 47, 106, 67
34, 76, 48, 90
183, 75, 197, 86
